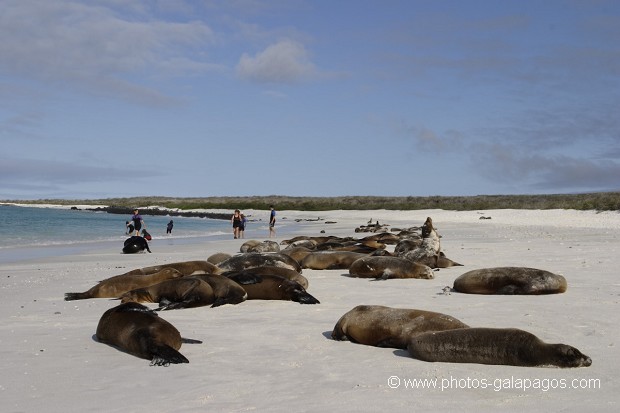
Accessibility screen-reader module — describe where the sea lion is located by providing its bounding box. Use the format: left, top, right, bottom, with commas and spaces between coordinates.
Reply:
217, 252, 302, 273
280, 235, 338, 246
241, 240, 280, 253
396, 217, 441, 264
279, 246, 314, 265
120, 273, 248, 310
122, 260, 220, 276
64, 267, 185, 301
360, 232, 401, 245
222, 266, 309, 289
402, 251, 463, 269
331, 305, 468, 348
283, 239, 318, 249
300, 251, 368, 270
96, 302, 201, 365
407, 327, 592, 368
122, 236, 151, 254
348, 256, 434, 279
453, 267, 567, 295
226, 273, 320, 304
207, 252, 232, 266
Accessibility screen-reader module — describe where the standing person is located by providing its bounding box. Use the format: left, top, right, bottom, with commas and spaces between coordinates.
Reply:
239, 213, 247, 239
269, 205, 276, 238
125, 221, 134, 235
128, 209, 145, 236
166, 220, 174, 234
231, 209, 242, 239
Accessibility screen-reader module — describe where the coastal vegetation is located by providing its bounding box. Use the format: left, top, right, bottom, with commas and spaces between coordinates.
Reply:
4, 192, 620, 212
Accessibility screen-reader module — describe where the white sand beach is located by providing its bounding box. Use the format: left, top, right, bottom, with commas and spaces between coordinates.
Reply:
1, 208, 618, 412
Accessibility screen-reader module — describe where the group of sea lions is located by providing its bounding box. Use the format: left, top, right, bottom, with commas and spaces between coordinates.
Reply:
274, 218, 587, 367
65, 254, 319, 365
331, 305, 591, 368
65, 216, 590, 368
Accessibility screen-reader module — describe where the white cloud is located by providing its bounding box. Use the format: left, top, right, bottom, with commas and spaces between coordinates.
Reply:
236, 39, 318, 83
0, 0, 216, 104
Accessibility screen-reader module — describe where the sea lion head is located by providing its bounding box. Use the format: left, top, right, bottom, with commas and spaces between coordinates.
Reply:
549, 344, 592, 368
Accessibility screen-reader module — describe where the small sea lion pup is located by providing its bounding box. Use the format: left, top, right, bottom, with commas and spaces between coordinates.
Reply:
348, 256, 434, 279
407, 327, 592, 368
453, 267, 567, 295
95, 302, 202, 366
331, 305, 468, 349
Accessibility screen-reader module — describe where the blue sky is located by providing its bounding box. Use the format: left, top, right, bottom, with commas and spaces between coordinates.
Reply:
1, 0, 619, 200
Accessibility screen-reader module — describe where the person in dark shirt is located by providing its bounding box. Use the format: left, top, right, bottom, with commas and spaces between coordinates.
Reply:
128, 209, 145, 236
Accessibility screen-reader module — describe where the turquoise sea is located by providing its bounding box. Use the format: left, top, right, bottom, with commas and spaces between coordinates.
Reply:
0, 204, 233, 263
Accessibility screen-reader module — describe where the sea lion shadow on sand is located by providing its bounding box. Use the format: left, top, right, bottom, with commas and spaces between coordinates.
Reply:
392, 349, 410, 358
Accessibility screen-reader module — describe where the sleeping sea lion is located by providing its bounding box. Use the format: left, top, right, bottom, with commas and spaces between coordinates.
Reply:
331, 305, 468, 348
348, 256, 434, 279
300, 251, 368, 270
453, 267, 567, 295
407, 327, 592, 368
95, 302, 201, 365
120, 273, 248, 310
64, 268, 184, 301
122, 260, 220, 276
226, 273, 319, 304
217, 252, 302, 273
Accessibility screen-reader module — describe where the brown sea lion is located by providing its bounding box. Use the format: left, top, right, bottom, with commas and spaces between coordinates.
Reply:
360, 232, 401, 245
279, 246, 314, 265
217, 252, 302, 273
120, 273, 248, 310
300, 251, 368, 270
95, 302, 201, 365
122, 260, 220, 276
407, 327, 592, 368
283, 239, 318, 249
222, 266, 309, 289
64, 267, 185, 301
331, 305, 468, 348
453, 267, 567, 295
240, 240, 280, 253
348, 256, 434, 279
207, 252, 232, 266
226, 273, 319, 304
406, 251, 463, 269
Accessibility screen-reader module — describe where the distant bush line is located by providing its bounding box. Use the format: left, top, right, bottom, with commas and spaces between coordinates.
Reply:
5, 192, 620, 212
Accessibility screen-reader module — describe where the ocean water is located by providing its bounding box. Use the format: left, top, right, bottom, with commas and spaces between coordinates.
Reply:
0, 205, 233, 263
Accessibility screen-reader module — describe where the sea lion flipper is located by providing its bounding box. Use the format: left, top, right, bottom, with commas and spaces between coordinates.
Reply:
64, 292, 87, 301
294, 290, 320, 305
149, 345, 189, 366
181, 338, 203, 344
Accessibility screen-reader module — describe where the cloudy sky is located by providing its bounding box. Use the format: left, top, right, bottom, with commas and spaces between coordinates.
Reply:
1, 0, 619, 200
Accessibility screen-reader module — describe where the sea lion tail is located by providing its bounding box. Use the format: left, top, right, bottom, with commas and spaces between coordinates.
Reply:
149, 345, 190, 366
64, 292, 88, 301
